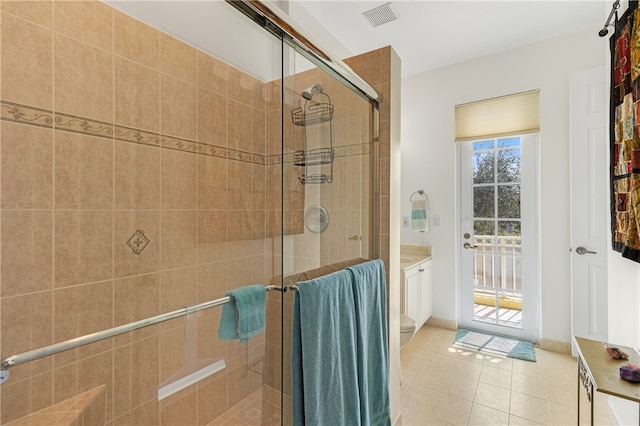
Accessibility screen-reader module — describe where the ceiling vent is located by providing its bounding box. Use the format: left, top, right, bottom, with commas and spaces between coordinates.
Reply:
362, 3, 399, 28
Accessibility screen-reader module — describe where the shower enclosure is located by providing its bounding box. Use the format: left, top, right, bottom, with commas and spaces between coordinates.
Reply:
0, 1, 382, 424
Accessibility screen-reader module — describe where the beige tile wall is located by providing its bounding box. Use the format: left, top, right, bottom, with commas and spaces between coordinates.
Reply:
345, 47, 392, 271
0, 1, 273, 423
0, 1, 384, 425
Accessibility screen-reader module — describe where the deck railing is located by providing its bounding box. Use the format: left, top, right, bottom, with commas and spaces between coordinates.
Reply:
473, 235, 522, 300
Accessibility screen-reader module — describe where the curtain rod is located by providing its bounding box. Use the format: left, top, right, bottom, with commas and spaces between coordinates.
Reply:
599, 0, 621, 37
0, 285, 284, 382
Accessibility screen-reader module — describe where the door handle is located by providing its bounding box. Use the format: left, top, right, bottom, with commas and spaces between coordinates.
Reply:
575, 246, 597, 255
348, 235, 360, 241
463, 242, 477, 250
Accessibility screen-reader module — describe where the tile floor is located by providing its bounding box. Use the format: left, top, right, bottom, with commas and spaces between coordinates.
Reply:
400, 326, 618, 425
208, 325, 621, 425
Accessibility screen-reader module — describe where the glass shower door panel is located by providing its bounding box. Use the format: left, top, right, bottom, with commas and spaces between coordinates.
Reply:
280, 48, 377, 425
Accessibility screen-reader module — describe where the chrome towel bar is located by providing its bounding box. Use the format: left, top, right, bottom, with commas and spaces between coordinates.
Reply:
0, 285, 284, 382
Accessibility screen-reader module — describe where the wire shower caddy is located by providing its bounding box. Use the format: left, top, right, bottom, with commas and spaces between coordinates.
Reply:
291, 90, 334, 184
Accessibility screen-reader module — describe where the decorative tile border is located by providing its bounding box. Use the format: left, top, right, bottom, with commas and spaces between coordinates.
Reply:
266, 154, 284, 165
198, 142, 231, 159
160, 135, 199, 154
227, 147, 264, 164
335, 143, 372, 158
0, 100, 54, 128
55, 111, 113, 139
0, 99, 372, 165
114, 125, 160, 148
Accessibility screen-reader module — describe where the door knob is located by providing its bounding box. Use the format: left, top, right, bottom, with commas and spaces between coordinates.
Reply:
463, 242, 477, 250
575, 246, 597, 255
348, 235, 360, 241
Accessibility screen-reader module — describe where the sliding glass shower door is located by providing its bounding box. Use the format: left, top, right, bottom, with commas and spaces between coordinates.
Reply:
0, 1, 378, 424
277, 47, 379, 425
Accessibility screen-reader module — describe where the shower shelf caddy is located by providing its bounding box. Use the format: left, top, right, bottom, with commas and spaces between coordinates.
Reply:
291, 89, 334, 185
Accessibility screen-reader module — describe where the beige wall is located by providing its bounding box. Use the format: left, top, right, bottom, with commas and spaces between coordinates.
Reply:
0, 1, 386, 425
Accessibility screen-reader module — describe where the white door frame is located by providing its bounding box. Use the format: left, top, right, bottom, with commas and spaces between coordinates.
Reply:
457, 135, 540, 342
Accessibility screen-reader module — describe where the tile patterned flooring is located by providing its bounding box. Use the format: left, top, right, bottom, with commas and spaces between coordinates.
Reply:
208, 325, 621, 425
400, 326, 618, 425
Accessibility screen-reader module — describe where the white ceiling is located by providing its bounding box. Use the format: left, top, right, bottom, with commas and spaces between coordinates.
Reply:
106, 1, 608, 80
295, 0, 607, 76
105, 1, 284, 82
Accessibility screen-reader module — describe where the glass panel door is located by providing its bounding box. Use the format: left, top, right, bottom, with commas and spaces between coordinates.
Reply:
459, 134, 540, 341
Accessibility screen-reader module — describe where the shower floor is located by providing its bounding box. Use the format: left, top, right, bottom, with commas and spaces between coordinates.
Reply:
208, 385, 290, 425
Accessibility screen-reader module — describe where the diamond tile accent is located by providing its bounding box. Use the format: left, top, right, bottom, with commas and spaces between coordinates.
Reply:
126, 229, 150, 255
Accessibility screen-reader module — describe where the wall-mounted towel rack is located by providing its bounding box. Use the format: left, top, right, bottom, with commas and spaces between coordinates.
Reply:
410, 189, 428, 202
410, 190, 429, 232
0, 285, 284, 383
275, 258, 371, 292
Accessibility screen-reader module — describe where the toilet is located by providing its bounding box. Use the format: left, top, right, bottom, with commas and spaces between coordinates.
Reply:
400, 314, 417, 348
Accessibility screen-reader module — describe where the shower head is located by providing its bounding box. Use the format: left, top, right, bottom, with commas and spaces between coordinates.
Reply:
302, 83, 323, 100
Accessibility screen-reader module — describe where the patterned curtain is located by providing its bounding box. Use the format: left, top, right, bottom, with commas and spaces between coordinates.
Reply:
611, 1, 640, 262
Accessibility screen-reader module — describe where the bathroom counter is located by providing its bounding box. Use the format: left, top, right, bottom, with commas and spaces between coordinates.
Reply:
400, 245, 432, 269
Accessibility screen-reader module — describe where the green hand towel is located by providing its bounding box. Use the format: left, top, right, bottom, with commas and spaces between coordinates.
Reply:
217, 284, 265, 344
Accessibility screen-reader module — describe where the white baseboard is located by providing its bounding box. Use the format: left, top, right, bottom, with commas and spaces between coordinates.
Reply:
425, 317, 458, 330
539, 338, 571, 354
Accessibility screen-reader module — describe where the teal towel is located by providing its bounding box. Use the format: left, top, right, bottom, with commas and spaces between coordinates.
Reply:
411, 199, 429, 232
292, 270, 361, 426
217, 284, 265, 344
347, 259, 391, 426
292, 294, 304, 425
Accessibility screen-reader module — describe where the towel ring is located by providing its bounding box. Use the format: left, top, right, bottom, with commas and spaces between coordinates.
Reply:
410, 190, 428, 202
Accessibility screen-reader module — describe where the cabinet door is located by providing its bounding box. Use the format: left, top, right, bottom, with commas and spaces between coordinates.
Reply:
404, 267, 420, 323
419, 260, 433, 326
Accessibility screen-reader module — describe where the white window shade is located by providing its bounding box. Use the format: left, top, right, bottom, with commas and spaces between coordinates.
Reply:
455, 89, 540, 142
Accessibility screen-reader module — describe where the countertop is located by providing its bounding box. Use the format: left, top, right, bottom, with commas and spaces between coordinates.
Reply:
574, 336, 640, 402
400, 245, 432, 269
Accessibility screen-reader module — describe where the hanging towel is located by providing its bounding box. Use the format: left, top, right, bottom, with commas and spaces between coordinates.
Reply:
291, 270, 361, 426
347, 259, 391, 426
217, 284, 265, 344
411, 199, 429, 232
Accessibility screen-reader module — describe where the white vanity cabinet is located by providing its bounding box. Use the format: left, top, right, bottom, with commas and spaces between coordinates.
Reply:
401, 258, 432, 329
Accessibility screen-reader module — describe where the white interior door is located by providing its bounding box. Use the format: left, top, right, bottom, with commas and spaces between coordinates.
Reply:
458, 134, 540, 341
570, 66, 608, 352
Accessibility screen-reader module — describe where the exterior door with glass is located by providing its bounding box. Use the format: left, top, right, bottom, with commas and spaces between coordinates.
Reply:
458, 134, 540, 341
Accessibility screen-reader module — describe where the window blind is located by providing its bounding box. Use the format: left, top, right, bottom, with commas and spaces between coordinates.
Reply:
455, 89, 540, 142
